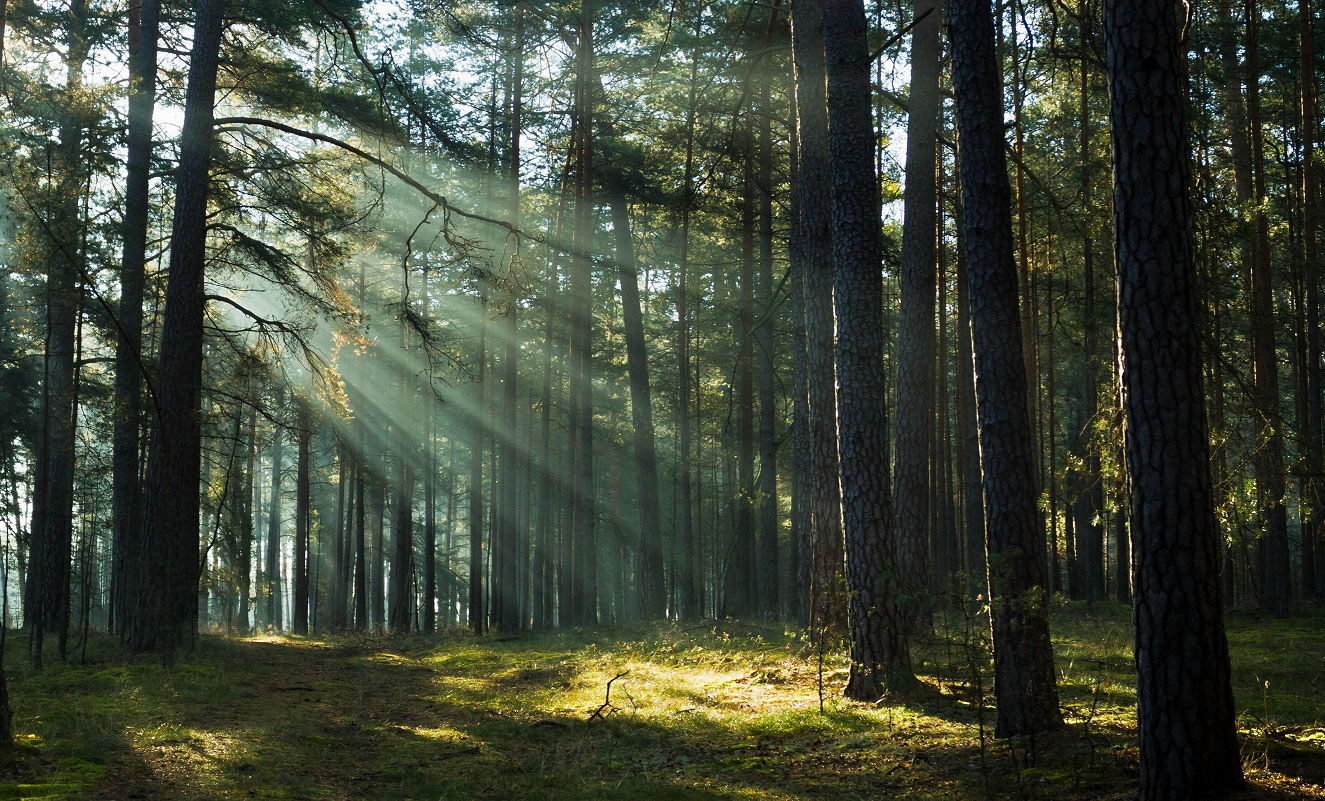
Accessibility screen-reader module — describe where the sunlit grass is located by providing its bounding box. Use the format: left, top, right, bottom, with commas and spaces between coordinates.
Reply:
1, 605, 1322, 799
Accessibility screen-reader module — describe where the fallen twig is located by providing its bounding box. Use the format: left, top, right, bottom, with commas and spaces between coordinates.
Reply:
587, 671, 629, 721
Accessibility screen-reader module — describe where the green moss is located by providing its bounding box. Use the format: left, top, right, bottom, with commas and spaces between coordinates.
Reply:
1, 606, 1321, 799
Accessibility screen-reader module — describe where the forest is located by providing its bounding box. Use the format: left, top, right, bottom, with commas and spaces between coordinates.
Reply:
0, 0, 1322, 796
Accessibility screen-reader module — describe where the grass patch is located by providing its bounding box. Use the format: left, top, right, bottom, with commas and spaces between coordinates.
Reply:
0, 604, 1321, 799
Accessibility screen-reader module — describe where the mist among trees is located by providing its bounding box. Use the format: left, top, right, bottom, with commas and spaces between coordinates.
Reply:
0, 0, 1321, 797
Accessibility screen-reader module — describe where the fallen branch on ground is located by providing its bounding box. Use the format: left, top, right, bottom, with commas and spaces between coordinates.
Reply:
587, 671, 629, 721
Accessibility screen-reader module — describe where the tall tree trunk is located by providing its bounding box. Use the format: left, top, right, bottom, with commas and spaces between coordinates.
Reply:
607, 190, 665, 621
266, 386, 284, 630
1244, 0, 1289, 616
569, 0, 598, 626
790, 0, 846, 640
1104, 0, 1245, 793
239, 400, 255, 634
30, 0, 91, 667
469, 282, 487, 633
1299, 0, 1321, 604
332, 444, 346, 631
756, 46, 779, 620
894, 0, 941, 632
953, 164, 986, 597
948, 0, 1061, 734
125, 0, 229, 657
293, 420, 310, 635
677, 28, 701, 621
824, 0, 915, 700
1078, 6, 1105, 602
788, 69, 811, 625
111, 0, 160, 638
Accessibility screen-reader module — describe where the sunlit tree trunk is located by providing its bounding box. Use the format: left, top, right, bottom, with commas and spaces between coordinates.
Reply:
790, 0, 846, 640
824, 0, 915, 700
266, 386, 284, 631
894, 0, 941, 631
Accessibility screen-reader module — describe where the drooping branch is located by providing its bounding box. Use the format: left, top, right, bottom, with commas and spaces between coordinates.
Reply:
212, 116, 537, 240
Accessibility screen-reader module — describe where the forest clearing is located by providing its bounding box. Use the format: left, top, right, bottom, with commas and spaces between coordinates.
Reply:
1, 0, 1323, 794
3, 606, 1324, 799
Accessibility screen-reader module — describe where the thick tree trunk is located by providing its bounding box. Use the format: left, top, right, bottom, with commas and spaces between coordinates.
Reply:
948, 0, 1061, 735
790, 0, 846, 640
1104, 0, 1245, 793
824, 0, 915, 700
894, 0, 940, 633
112, 0, 160, 638
125, 0, 228, 657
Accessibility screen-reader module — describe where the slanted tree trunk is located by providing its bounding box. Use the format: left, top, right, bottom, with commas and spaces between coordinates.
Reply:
606, 190, 665, 621
1104, 0, 1245, 793
823, 0, 915, 700
948, 0, 1061, 734
126, 0, 229, 658
894, 0, 941, 632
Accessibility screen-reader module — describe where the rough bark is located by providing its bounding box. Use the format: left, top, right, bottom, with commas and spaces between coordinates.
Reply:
111, 0, 160, 638
1104, 0, 1245, 793
894, 0, 941, 631
824, 0, 915, 700
948, 0, 1061, 735
125, 0, 228, 657
790, 0, 846, 639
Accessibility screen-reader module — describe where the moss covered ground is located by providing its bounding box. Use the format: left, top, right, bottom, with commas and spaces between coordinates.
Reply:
1, 603, 1322, 799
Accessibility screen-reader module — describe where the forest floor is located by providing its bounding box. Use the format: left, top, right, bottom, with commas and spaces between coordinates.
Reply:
1, 603, 1323, 800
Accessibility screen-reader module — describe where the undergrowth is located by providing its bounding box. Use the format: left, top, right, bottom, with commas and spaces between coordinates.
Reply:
0, 603, 1321, 799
